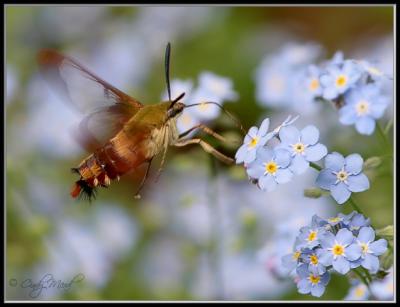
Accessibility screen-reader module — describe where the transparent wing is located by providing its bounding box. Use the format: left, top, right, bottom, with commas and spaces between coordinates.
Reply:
37, 49, 143, 151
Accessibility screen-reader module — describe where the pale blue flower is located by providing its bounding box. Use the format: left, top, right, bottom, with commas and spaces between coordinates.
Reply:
296, 225, 327, 249
339, 84, 389, 135
280, 42, 322, 67
281, 247, 302, 272
348, 213, 371, 233
370, 267, 394, 300
316, 152, 370, 204
357, 60, 388, 82
320, 60, 363, 100
344, 282, 370, 301
278, 125, 327, 175
189, 72, 238, 121
349, 227, 388, 273
301, 65, 323, 99
301, 248, 328, 275
296, 264, 330, 297
319, 228, 361, 274
246, 147, 293, 192
235, 118, 273, 164
255, 57, 294, 108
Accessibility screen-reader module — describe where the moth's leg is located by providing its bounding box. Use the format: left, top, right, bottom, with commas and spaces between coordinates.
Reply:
174, 138, 234, 165
154, 139, 169, 183
134, 158, 153, 199
178, 124, 235, 144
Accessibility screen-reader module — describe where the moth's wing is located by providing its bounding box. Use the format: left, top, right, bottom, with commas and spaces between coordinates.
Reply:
37, 49, 143, 151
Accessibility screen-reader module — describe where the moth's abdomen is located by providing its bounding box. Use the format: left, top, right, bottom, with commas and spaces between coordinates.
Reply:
70, 140, 145, 200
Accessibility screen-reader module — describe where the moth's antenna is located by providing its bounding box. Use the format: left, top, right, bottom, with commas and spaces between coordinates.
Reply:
165, 42, 172, 103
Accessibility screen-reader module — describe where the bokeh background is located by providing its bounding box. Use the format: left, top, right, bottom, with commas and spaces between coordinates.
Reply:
6, 5, 394, 301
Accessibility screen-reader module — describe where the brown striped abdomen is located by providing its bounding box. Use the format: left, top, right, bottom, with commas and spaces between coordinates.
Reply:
70, 136, 148, 199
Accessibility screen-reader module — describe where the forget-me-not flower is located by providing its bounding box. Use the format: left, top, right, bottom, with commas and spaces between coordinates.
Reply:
339, 84, 389, 135
296, 263, 330, 297
316, 152, 370, 204
344, 282, 370, 301
350, 226, 388, 273
301, 248, 327, 275
246, 147, 293, 192
319, 228, 361, 274
278, 125, 328, 175
235, 118, 273, 164
296, 225, 327, 250
320, 60, 362, 100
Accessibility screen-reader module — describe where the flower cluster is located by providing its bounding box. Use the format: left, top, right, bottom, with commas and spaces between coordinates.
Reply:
255, 44, 390, 135
281, 212, 388, 297
316, 152, 370, 204
161, 72, 238, 133
235, 116, 327, 192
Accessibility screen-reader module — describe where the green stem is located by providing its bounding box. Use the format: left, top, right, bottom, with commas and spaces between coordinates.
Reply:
310, 162, 322, 171
347, 197, 363, 215
353, 268, 370, 288
376, 122, 392, 151
384, 118, 393, 135
361, 267, 372, 283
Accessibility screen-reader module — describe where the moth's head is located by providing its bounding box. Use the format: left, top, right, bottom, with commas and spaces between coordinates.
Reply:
167, 92, 185, 119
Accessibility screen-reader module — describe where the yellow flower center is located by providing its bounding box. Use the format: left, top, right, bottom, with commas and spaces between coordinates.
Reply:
309, 78, 320, 91
355, 285, 365, 298
336, 170, 348, 182
360, 243, 369, 254
308, 274, 320, 285
355, 100, 370, 116
310, 254, 319, 265
248, 136, 259, 149
332, 244, 344, 256
307, 231, 317, 242
336, 74, 348, 87
292, 142, 305, 154
292, 251, 301, 260
328, 217, 341, 223
264, 161, 277, 174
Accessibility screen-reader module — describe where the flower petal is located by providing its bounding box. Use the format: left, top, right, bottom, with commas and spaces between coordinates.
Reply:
258, 118, 270, 136
320, 232, 335, 249
311, 284, 326, 297
355, 117, 376, 135
331, 182, 351, 204
319, 251, 333, 266
243, 149, 257, 164
336, 228, 355, 245
247, 126, 258, 138
369, 239, 387, 256
316, 169, 336, 190
301, 125, 320, 145
325, 152, 345, 171
305, 143, 328, 162
274, 148, 292, 168
235, 144, 248, 164
275, 168, 293, 184
279, 126, 300, 145
297, 279, 311, 294
358, 227, 375, 243
246, 163, 265, 179
257, 147, 274, 162
258, 175, 277, 192
346, 243, 362, 261
345, 154, 364, 175
361, 254, 379, 273
332, 256, 350, 274
339, 105, 357, 125
290, 155, 309, 175
347, 173, 370, 192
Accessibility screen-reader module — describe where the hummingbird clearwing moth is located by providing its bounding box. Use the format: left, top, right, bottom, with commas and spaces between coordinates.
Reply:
37, 43, 237, 201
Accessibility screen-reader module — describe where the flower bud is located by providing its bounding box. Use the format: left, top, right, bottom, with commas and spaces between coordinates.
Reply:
304, 188, 323, 198
376, 225, 393, 240
363, 156, 382, 169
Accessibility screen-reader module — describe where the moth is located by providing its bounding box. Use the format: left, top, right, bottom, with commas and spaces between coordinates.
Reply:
38, 43, 238, 200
